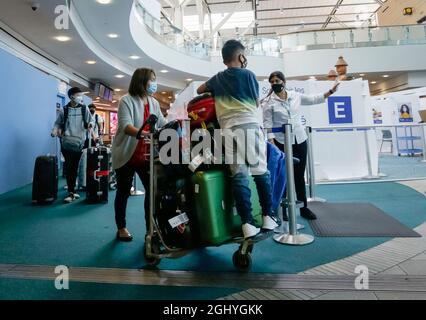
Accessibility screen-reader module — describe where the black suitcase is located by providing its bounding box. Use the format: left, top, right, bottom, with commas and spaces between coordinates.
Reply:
86, 146, 110, 204
156, 175, 193, 249
32, 155, 58, 204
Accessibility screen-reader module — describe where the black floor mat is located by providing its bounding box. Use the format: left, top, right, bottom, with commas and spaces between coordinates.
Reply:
308, 202, 421, 238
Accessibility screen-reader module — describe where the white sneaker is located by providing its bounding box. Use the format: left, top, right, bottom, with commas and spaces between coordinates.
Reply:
73, 193, 80, 200
64, 194, 75, 203
242, 224, 261, 239
262, 215, 279, 230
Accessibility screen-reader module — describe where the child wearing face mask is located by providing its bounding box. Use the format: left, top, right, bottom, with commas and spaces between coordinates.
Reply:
52, 87, 94, 203
197, 40, 279, 239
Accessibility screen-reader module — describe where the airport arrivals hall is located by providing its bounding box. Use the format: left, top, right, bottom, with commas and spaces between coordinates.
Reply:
1, 0, 426, 304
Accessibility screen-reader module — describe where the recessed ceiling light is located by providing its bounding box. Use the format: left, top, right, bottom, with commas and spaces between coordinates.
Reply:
115, 74, 125, 78
168, 96, 172, 99
129, 55, 140, 60
371, 81, 377, 84
382, 75, 390, 78
112, 100, 117, 103
86, 60, 97, 65
160, 70, 169, 73
186, 78, 193, 82
108, 33, 119, 39
114, 89, 122, 92
96, 0, 112, 4
161, 91, 167, 94
55, 36, 71, 42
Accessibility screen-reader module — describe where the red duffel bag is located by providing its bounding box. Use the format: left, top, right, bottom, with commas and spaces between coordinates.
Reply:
187, 94, 216, 129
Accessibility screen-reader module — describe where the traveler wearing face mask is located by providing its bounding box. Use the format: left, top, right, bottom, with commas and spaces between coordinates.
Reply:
89, 104, 105, 144
112, 68, 167, 242
197, 40, 278, 239
262, 71, 339, 220
52, 87, 93, 203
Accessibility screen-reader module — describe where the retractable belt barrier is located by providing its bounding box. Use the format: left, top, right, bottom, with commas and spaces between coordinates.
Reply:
267, 125, 315, 246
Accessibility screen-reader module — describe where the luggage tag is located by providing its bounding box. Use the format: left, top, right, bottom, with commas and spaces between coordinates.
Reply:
168, 211, 189, 230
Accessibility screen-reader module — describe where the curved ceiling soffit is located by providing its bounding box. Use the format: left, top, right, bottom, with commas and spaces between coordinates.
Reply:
68, 0, 185, 89
129, 2, 213, 78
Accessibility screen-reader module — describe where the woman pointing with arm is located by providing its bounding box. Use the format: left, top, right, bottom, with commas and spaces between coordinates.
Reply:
262, 71, 339, 221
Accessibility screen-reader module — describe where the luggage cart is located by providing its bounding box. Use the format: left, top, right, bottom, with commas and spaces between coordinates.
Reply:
142, 116, 273, 272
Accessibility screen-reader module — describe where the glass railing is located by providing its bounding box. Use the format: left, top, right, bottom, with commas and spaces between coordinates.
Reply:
211, 36, 282, 57
280, 24, 426, 51
134, 0, 211, 59
135, 0, 426, 59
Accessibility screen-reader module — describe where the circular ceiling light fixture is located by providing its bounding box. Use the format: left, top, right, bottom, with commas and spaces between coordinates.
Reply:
96, 0, 112, 4
55, 36, 71, 42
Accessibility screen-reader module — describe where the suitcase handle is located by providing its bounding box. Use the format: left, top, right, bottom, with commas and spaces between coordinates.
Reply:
94, 170, 109, 182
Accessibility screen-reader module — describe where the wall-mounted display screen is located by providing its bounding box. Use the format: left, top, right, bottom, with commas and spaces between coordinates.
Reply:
95, 82, 113, 102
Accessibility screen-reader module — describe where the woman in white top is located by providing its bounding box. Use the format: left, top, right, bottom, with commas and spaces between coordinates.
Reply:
262, 71, 339, 221
112, 68, 167, 242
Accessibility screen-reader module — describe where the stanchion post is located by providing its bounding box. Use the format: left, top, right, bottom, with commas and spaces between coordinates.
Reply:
274, 124, 315, 246
363, 128, 377, 180
420, 124, 426, 163
306, 127, 326, 203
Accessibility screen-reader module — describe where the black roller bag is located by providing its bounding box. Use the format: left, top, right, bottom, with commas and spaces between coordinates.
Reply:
86, 146, 110, 204
156, 174, 193, 249
32, 155, 58, 205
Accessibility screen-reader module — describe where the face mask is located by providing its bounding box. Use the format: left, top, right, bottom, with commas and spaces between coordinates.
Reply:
272, 83, 285, 94
72, 94, 84, 105
239, 55, 248, 69
147, 81, 157, 95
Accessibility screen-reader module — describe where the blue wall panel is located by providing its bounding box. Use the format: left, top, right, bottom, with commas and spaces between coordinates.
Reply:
0, 48, 58, 194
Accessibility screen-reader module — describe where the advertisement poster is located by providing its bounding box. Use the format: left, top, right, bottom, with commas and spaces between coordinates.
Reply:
110, 112, 118, 136
372, 108, 383, 124
398, 103, 414, 123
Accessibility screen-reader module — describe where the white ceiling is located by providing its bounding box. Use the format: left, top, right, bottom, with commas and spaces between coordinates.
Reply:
0, 0, 393, 99
0, 0, 190, 99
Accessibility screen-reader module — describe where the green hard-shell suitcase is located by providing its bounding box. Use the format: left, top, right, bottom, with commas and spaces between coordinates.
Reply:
190, 170, 263, 246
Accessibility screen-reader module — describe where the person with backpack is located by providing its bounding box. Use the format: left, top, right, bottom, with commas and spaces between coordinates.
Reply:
76, 104, 104, 191
52, 87, 93, 203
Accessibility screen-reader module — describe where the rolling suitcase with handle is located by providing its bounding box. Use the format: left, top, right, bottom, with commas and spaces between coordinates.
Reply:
86, 146, 110, 204
32, 155, 58, 205
190, 169, 262, 246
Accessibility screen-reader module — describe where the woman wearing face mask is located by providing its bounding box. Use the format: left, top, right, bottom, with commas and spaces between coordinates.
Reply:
112, 68, 167, 242
262, 71, 339, 221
